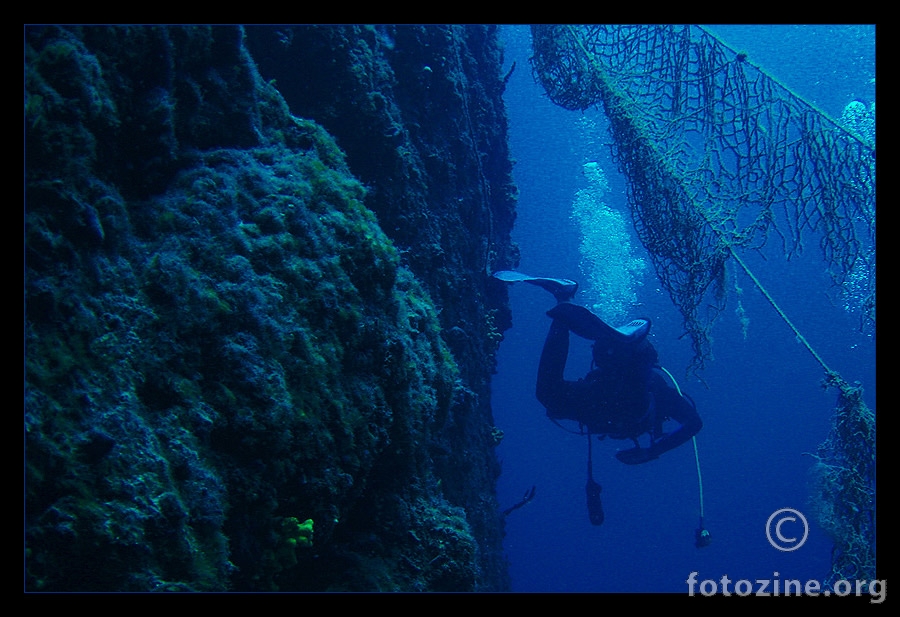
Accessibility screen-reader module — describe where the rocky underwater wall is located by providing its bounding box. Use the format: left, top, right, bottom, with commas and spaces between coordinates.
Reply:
25, 25, 519, 591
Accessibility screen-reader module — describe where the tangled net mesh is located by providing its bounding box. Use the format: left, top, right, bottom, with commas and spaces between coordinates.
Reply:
531, 24, 875, 586
809, 375, 875, 587
531, 25, 875, 371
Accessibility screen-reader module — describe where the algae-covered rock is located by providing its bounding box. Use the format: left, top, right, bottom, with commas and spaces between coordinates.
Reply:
26, 25, 513, 591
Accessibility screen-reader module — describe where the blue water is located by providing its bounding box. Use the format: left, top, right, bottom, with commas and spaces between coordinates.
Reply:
493, 25, 875, 593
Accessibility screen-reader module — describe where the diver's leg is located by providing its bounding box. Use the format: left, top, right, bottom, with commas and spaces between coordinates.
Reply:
536, 318, 569, 410
526, 278, 578, 303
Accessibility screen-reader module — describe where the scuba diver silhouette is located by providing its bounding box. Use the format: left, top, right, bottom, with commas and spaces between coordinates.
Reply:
493, 271, 703, 526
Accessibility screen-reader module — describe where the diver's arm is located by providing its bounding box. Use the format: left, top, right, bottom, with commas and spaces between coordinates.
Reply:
616, 389, 702, 465
648, 403, 702, 458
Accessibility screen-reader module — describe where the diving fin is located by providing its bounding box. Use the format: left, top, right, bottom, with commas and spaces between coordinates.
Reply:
492, 270, 578, 302
546, 303, 651, 345
492, 270, 538, 283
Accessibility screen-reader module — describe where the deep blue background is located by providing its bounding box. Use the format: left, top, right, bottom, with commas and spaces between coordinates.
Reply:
492, 25, 876, 593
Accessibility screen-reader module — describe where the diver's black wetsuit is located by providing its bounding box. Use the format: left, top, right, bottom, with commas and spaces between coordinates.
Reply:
536, 304, 702, 465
